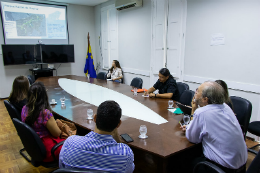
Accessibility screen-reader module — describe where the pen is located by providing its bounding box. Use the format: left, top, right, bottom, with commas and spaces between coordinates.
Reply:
179, 121, 183, 128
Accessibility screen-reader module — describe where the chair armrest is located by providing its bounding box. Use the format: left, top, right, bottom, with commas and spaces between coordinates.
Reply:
194, 161, 225, 173
51, 141, 65, 161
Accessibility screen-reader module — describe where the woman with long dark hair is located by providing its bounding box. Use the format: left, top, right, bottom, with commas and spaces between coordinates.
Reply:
21, 82, 65, 162
144, 68, 180, 101
107, 60, 123, 83
9, 76, 29, 113
215, 80, 233, 110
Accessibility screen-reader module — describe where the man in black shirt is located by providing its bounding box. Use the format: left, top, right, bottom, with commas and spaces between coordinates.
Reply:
144, 68, 180, 101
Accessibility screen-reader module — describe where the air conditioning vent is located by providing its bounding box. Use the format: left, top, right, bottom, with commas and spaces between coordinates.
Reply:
115, 0, 142, 11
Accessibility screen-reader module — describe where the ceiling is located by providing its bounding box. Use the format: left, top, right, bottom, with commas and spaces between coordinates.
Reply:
38, 0, 109, 6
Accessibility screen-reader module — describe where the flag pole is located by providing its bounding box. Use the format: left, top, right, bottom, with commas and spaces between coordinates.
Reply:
88, 32, 90, 53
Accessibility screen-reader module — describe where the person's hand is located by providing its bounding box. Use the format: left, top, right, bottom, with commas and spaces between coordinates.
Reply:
111, 129, 122, 143
144, 91, 149, 96
180, 125, 187, 132
191, 96, 198, 110
149, 93, 155, 98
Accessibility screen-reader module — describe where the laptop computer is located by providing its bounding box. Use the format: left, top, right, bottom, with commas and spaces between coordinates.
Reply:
176, 102, 192, 115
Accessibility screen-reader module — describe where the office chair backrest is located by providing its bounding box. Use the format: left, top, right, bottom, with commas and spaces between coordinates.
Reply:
96, 72, 107, 80
53, 169, 109, 173
12, 118, 46, 162
4, 100, 21, 120
178, 90, 195, 107
27, 75, 35, 85
177, 82, 189, 97
130, 77, 143, 89
230, 96, 252, 139
121, 70, 124, 84
247, 150, 260, 173
193, 161, 225, 173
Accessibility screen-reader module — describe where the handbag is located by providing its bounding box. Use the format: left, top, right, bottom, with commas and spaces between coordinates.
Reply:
56, 119, 77, 139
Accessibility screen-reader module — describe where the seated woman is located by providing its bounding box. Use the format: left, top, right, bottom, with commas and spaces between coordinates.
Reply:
21, 82, 65, 162
9, 76, 29, 113
215, 80, 233, 110
144, 68, 180, 101
107, 60, 123, 83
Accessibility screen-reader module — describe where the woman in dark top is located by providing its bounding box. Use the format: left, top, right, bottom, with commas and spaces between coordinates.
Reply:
9, 76, 29, 113
215, 80, 233, 110
144, 68, 180, 101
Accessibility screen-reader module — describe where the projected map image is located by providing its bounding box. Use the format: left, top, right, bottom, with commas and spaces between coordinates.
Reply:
5, 11, 46, 37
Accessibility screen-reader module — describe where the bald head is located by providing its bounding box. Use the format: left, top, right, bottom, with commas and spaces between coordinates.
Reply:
200, 81, 225, 104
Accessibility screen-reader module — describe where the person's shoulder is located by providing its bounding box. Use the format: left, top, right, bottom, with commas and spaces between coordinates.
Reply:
116, 143, 134, 155
64, 135, 82, 146
194, 105, 212, 116
167, 77, 177, 84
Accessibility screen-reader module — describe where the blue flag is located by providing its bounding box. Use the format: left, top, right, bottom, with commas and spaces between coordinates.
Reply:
84, 41, 97, 78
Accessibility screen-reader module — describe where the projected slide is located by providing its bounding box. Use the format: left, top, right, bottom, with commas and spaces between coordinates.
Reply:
1, 1, 67, 40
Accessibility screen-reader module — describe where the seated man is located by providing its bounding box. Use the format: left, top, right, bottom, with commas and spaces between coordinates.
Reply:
59, 101, 134, 173
181, 81, 247, 173
144, 68, 180, 101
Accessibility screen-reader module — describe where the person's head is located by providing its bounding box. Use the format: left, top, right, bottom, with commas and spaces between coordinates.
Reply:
195, 81, 225, 107
112, 60, 121, 69
215, 80, 231, 104
9, 76, 30, 103
25, 82, 51, 126
94, 100, 122, 132
158, 68, 173, 83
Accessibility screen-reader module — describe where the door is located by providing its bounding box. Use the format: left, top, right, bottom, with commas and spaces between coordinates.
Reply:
151, 0, 167, 85
166, 0, 185, 79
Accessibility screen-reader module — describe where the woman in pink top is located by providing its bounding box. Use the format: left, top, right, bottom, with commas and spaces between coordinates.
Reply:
21, 82, 65, 162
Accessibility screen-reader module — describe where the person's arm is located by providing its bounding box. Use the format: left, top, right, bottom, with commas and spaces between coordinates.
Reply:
150, 80, 176, 99
46, 116, 62, 138
191, 96, 198, 115
144, 87, 156, 96
150, 93, 173, 99
107, 71, 111, 78
184, 113, 204, 144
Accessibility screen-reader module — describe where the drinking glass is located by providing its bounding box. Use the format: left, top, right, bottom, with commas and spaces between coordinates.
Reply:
168, 100, 174, 108
134, 88, 138, 96
87, 109, 94, 119
60, 96, 65, 106
139, 125, 147, 138
183, 114, 190, 125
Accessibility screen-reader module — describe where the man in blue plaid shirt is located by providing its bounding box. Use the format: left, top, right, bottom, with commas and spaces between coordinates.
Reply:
59, 101, 134, 173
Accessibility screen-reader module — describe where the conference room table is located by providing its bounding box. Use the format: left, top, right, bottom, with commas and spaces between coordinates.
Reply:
38, 75, 202, 173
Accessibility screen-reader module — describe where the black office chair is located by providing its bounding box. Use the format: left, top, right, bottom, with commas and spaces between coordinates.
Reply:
121, 70, 124, 84
247, 121, 260, 155
4, 100, 21, 120
194, 150, 260, 173
177, 82, 189, 97
96, 72, 107, 80
53, 169, 109, 173
130, 77, 143, 89
247, 150, 260, 173
193, 161, 225, 173
230, 96, 252, 140
12, 118, 64, 168
27, 75, 35, 85
178, 90, 195, 107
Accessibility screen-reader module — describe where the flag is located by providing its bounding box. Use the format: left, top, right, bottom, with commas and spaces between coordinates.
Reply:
84, 33, 97, 78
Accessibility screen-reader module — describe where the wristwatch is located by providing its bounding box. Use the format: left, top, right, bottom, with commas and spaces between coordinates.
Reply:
155, 94, 157, 98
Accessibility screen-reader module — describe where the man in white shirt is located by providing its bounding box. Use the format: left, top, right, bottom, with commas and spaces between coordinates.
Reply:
181, 81, 247, 173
